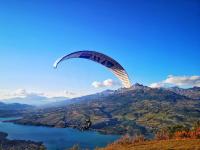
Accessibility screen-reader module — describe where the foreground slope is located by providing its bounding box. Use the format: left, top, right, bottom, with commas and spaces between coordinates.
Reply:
97, 139, 200, 150
13, 84, 200, 135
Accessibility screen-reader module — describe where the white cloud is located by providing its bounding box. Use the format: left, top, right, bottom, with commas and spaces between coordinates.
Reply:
92, 79, 120, 88
64, 91, 76, 97
0, 89, 29, 99
14, 89, 27, 96
164, 75, 200, 86
44, 90, 77, 98
0, 89, 78, 100
0, 89, 81, 106
149, 82, 165, 88
0, 89, 80, 105
150, 75, 200, 88
92, 81, 103, 88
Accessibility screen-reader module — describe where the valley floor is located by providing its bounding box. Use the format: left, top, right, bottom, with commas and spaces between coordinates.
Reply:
98, 139, 200, 150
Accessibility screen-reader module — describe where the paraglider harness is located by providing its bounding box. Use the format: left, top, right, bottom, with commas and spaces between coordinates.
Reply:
80, 118, 92, 131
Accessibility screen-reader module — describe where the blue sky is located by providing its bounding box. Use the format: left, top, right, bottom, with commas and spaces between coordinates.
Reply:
0, 0, 200, 98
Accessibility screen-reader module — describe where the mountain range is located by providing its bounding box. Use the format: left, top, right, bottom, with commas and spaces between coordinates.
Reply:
168, 86, 200, 100
11, 84, 200, 137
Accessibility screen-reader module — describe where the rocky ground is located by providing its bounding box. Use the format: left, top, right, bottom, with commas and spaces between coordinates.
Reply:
0, 132, 46, 150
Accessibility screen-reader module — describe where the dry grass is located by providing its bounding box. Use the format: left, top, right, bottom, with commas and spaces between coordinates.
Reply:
96, 123, 200, 150
97, 139, 200, 150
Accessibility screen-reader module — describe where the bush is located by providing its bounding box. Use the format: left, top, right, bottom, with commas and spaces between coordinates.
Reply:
195, 127, 200, 139
113, 134, 145, 146
131, 134, 145, 143
174, 131, 190, 139
155, 129, 170, 140
173, 126, 200, 140
192, 121, 200, 130
114, 134, 132, 145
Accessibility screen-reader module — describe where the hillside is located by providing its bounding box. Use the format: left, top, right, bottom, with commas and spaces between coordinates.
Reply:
12, 84, 200, 136
0, 102, 34, 117
0, 132, 46, 150
168, 86, 200, 100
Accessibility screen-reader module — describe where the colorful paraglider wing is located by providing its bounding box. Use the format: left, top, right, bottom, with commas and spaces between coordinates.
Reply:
54, 51, 131, 88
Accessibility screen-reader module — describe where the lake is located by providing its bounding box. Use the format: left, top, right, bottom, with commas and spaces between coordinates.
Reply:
0, 118, 120, 150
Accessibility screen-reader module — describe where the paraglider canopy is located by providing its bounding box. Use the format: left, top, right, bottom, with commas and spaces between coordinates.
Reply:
54, 50, 131, 88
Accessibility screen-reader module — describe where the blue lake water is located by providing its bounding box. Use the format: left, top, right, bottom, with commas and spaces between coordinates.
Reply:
0, 118, 120, 150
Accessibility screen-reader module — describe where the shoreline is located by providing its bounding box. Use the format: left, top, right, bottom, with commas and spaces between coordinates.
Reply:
5, 119, 122, 136
4, 117, 153, 137
6, 118, 153, 139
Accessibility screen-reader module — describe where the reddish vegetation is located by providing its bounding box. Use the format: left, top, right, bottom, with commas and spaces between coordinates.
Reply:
97, 122, 200, 150
97, 139, 200, 150
113, 134, 145, 145
174, 127, 200, 140
155, 125, 200, 140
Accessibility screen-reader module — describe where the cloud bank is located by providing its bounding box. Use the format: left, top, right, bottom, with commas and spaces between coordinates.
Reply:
0, 89, 32, 99
0, 88, 80, 105
0, 89, 77, 100
92, 79, 120, 88
150, 75, 200, 88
